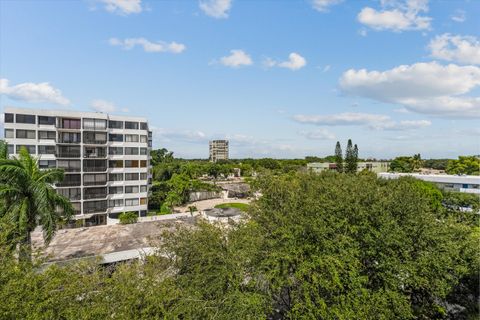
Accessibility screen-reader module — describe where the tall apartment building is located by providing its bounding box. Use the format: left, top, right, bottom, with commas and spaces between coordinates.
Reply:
3, 107, 152, 227
209, 140, 229, 162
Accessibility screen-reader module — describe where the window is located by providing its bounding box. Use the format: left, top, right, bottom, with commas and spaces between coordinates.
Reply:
7, 145, 13, 155
57, 188, 81, 201
39, 160, 56, 169
109, 160, 123, 168
16, 114, 35, 124
38, 145, 56, 155
4, 129, 14, 138
140, 185, 147, 193
84, 146, 106, 158
109, 199, 124, 207
140, 160, 147, 168
83, 118, 106, 130
83, 173, 107, 186
58, 132, 80, 143
83, 200, 107, 214
84, 187, 107, 200
16, 130, 35, 139
125, 186, 139, 193
140, 173, 147, 180
125, 147, 139, 155
4, 113, 14, 123
61, 118, 81, 129
108, 120, 123, 129
125, 121, 139, 130
109, 147, 123, 155
125, 173, 139, 181
38, 116, 55, 125
125, 198, 139, 206
140, 198, 147, 205
39, 131, 56, 140
57, 160, 81, 172
72, 202, 81, 215
109, 186, 123, 194
83, 132, 107, 144
109, 134, 123, 142
140, 135, 147, 143
57, 174, 81, 187
140, 122, 148, 130
16, 145, 35, 154
125, 134, 139, 142
83, 159, 107, 172
57, 145, 80, 157
125, 160, 139, 168
109, 173, 123, 181
140, 147, 148, 155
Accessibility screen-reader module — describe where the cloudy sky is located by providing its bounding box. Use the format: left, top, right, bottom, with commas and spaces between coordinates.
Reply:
1, 0, 479, 159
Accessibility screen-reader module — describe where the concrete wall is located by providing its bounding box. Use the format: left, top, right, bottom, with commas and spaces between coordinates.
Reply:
189, 191, 222, 202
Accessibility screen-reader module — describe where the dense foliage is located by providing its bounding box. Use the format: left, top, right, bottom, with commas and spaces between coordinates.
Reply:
446, 156, 480, 175
118, 211, 139, 224
389, 154, 423, 173
0, 172, 477, 319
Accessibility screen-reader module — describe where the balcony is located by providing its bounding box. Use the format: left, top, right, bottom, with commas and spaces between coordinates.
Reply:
84, 166, 107, 173
56, 175, 81, 187
57, 152, 81, 158
83, 188, 107, 200
83, 200, 108, 214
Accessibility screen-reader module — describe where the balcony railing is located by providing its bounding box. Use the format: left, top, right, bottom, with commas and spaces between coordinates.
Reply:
83, 180, 107, 186
56, 180, 81, 187
57, 152, 81, 158
83, 206, 108, 214
84, 153, 106, 158
83, 166, 107, 172
83, 139, 107, 145
57, 139, 81, 144
83, 192, 107, 200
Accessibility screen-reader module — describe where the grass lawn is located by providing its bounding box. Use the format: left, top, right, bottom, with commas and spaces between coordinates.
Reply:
214, 202, 250, 212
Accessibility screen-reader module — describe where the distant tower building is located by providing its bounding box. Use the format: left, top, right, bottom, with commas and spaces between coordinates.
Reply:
209, 140, 229, 162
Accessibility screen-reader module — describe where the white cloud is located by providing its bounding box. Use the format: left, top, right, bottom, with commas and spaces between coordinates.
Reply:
0, 78, 70, 106
109, 37, 186, 54
264, 52, 307, 71
451, 9, 466, 23
428, 34, 480, 65
199, 0, 232, 19
91, 99, 116, 113
311, 0, 343, 12
100, 0, 142, 15
152, 127, 209, 143
293, 112, 431, 131
293, 112, 390, 126
358, 0, 432, 32
339, 61, 480, 117
299, 128, 336, 140
219, 50, 253, 68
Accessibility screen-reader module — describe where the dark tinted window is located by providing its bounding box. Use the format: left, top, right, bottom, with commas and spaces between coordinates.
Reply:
140, 122, 148, 130
4, 113, 14, 123
16, 114, 36, 124
109, 120, 123, 129
38, 116, 55, 125
125, 121, 139, 130
109, 134, 123, 142
16, 145, 36, 154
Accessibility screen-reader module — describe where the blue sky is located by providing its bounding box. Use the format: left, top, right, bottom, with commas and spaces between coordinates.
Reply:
1, 0, 479, 159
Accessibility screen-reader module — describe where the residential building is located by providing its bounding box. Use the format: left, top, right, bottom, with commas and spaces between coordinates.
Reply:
379, 172, 480, 194
3, 107, 152, 227
209, 140, 229, 162
307, 161, 389, 174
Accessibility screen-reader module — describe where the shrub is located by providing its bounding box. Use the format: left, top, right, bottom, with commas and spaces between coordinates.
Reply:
118, 212, 138, 224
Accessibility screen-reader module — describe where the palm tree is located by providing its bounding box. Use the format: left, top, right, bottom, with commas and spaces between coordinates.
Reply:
0, 140, 8, 159
0, 147, 73, 258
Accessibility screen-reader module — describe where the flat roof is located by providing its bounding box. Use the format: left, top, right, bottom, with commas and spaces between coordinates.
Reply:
379, 172, 480, 184
31, 218, 194, 262
4, 107, 148, 122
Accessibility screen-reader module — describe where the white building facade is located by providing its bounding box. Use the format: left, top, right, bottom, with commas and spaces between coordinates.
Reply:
209, 140, 229, 162
379, 173, 480, 194
3, 107, 152, 227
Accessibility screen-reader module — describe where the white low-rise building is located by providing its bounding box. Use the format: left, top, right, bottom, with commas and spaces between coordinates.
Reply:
379, 172, 480, 194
